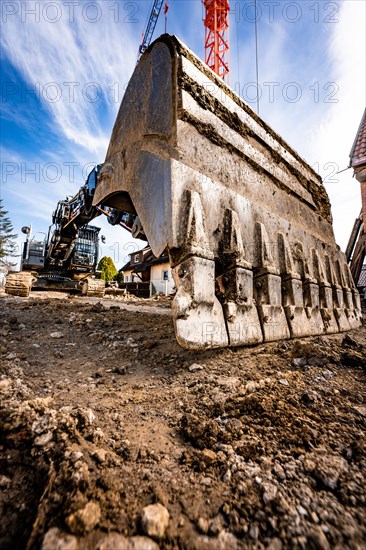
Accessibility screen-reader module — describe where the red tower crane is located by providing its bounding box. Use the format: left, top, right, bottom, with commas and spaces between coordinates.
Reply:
203, 0, 230, 81
138, 1, 230, 81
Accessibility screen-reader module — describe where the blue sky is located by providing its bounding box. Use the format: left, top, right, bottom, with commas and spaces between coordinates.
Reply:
1, 0, 365, 268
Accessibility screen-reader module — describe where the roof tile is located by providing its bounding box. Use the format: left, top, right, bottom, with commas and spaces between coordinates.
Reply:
350, 108, 366, 168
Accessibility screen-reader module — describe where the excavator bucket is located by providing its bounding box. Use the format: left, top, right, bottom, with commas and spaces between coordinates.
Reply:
94, 34, 362, 349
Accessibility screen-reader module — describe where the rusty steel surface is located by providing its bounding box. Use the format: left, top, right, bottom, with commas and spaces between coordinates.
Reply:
94, 34, 362, 349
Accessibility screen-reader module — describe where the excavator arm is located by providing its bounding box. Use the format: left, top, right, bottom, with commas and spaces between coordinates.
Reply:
46, 165, 101, 267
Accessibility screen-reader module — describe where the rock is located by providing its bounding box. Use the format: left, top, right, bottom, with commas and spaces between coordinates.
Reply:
6, 352, 17, 360
198, 517, 209, 534
226, 418, 243, 435
307, 355, 328, 367
126, 337, 138, 348
307, 526, 330, 550
189, 363, 204, 372
311, 453, 348, 489
50, 332, 64, 339
32, 413, 56, 435
91, 302, 106, 312
341, 350, 365, 369
292, 357, 307, 367
303, 458, 316, 473
201, 476, 212, 486
301, 390, 320, 407
216, 376, 241, 388
353, 405, 366, 417
41, 527, 78, 550
267, 538, 282, 550
321, 369, 332, 380
222, 469, 231, 483
273, 463, 286, 480
93, 449, 107, 463
0, 475, 11, 487
9, 316, 19, 325
84, 409, 95, 424
112, 365, 127, 375
141, 503, 170, 539
342, 334, 361, 350
200, 448, 217, 466
34, 432, 53, 446
297, 505, 307, 516
249, 524, 259, 540
130, 536, 160, 550
143, 340, 158, 350
216, 531, 238, 550
262, 482, 278, 504
66, 501, 101, 535
208, 514, 224, 535
245, 380, 260, 392
31, 343, 41, 348
279, 379, 289, 386
97, 533, 130, 549
0, 379, 12, 392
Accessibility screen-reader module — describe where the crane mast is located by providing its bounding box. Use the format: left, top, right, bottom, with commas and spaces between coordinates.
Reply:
138, 0, 165, 60
203, 0, 230, 81
138, 1, 230, 81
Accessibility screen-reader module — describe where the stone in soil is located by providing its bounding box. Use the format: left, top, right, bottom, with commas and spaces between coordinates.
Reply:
141, 503, 170, 539
66, 501, 101, 535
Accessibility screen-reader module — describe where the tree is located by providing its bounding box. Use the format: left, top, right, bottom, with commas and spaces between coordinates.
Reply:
97, 256, 117, 282
0, 200, 18, 267
116, 268, 124, 285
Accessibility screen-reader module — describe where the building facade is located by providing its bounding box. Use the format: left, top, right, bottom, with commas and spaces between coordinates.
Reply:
121, 246, 174, 295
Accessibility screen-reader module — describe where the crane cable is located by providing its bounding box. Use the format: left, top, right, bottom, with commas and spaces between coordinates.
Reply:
236, 10, 240, 98
254, 0, 260, 114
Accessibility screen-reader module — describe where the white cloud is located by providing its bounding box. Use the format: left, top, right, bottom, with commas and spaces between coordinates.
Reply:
1, 0, 137, 159
310, 0, 366, 249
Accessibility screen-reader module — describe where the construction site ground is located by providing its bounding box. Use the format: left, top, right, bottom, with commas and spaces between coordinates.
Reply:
0, 290, 365, 550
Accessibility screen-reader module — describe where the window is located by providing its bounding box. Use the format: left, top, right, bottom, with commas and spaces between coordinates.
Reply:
134, 254, 139, 263
162, 270, 169, 281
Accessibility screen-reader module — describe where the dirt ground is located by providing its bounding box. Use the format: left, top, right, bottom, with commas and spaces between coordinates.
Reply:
0, 290, 365, 550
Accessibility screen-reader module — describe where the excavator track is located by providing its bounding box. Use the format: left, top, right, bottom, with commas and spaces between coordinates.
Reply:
92, 34, 362, 348
4, 272, 36, 298
81, 278, 106, 298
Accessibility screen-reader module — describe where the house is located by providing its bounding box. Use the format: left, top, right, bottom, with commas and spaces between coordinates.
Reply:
121, 246, 174, 295
349, 107, 366, 293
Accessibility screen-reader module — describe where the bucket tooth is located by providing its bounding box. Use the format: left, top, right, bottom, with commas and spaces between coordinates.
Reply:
325, 256, 351, 332
253, 224, 290, 342
278, 234, 322, 337
303, 278, 324, 330
170, 190, 228, 349
345, 263, 362, 314
172, 257, 228, 349
312, 249, 339, 334
293, 241, 324, 333
219, 209, 263, 346
336, 259, 361, 329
